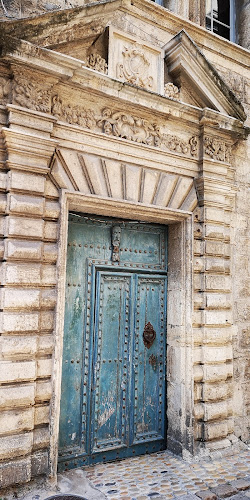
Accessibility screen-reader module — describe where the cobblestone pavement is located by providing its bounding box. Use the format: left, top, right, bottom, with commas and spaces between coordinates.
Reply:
85, 448, 250, 500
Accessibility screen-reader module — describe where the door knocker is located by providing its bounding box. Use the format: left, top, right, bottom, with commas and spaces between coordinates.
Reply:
143, 322, 156, 349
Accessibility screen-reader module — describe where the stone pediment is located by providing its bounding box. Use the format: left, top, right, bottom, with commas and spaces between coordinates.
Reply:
164, 30, 246, 121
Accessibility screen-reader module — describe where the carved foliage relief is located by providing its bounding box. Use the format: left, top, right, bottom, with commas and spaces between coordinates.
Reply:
204, 136, 231, 163
12, 69, 53, 113
51, 95, 198, 157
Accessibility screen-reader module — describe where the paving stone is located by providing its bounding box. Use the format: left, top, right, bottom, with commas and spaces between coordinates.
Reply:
226, 495, 250, 500
196, 490, 218, 500
211, 484, 238, 498
175, 495, 199, 500
230, 480, 250, 491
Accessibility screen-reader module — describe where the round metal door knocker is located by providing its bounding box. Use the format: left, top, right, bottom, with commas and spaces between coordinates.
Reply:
143, 321, 156, 349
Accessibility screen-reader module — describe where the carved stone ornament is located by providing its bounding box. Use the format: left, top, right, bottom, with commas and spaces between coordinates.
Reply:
164, 82, 179, 100
51, 95, 198, 157
0, 76, 12, 105
117, 44, 154, 90
111, 225, 121, 262
204, 135, 231, 163
143, 322, 156, 349
86, 54, 108, 75
12, 70, 51, 113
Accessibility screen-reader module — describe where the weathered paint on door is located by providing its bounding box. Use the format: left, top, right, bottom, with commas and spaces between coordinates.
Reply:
58, 214, 167, 471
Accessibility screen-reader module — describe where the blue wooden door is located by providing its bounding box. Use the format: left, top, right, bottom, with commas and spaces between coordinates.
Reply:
58, 214, 167, 471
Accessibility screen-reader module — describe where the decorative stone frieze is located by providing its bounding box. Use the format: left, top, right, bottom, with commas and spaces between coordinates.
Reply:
51, 96, 198, 156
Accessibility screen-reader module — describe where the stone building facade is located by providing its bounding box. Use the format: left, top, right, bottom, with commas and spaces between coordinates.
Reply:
0, 0, 249, 490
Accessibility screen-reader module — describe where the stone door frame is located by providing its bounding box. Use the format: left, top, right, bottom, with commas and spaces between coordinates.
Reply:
49, 189, 194, 479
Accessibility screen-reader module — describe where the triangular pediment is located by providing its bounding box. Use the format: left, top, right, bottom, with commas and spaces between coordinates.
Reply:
164, 30, 246, 121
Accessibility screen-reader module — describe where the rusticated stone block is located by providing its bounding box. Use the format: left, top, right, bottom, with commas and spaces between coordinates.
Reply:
35, 380, 52, 402
204, 400, 229, 421
202, 382, 231, 401
8, 171, 45, 194
205, 257, 229, 273
43, 243, 58, 263
1, 336, 37, 359
3, 262, 41, 285
7, 216, 44, 239
33, 426, 50, 450
203, 420, 228, 440
41, 264, 57, 285
9, 194, 44, 216
205, 240, 226, 256
38, 335, 54, 355
204, 363, 233, 382
44, 200, 60, 219
206, 293, 231, 309
205, 223, 226, 239
0, 456, 31, 488
0, 432, 33, 460
0, 288, 40, 310
41, 289, 57, 309
0, 312, 39, 333
5, 240, 42, 261
0, 408, 34, 435
0, 383, 35, 409
0, 360, 36, 383
44, 221, 58, 241
204, 309, 232, 326
40, 311, 54, 331
34, 405, 50, 426
31, 450, 49, 477
205, 274, 231, 292
37, 358, 53, 378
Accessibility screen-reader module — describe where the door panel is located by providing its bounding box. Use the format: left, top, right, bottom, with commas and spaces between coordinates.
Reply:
132, 275, 166, 445
58, 214, 168, 470
92, 272, 132, 452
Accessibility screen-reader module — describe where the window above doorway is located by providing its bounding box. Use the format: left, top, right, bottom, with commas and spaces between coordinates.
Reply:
205, 0, 235, 42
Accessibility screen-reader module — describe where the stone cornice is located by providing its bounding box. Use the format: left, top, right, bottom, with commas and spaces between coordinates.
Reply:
0, 0, 249, 68
1, 45, 248, 138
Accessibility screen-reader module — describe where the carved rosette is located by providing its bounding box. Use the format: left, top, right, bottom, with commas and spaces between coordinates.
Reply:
164, 82, 180, 100
117, 44, 154, 90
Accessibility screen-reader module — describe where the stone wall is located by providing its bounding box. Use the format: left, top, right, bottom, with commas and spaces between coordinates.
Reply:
0, 107, 59, 488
